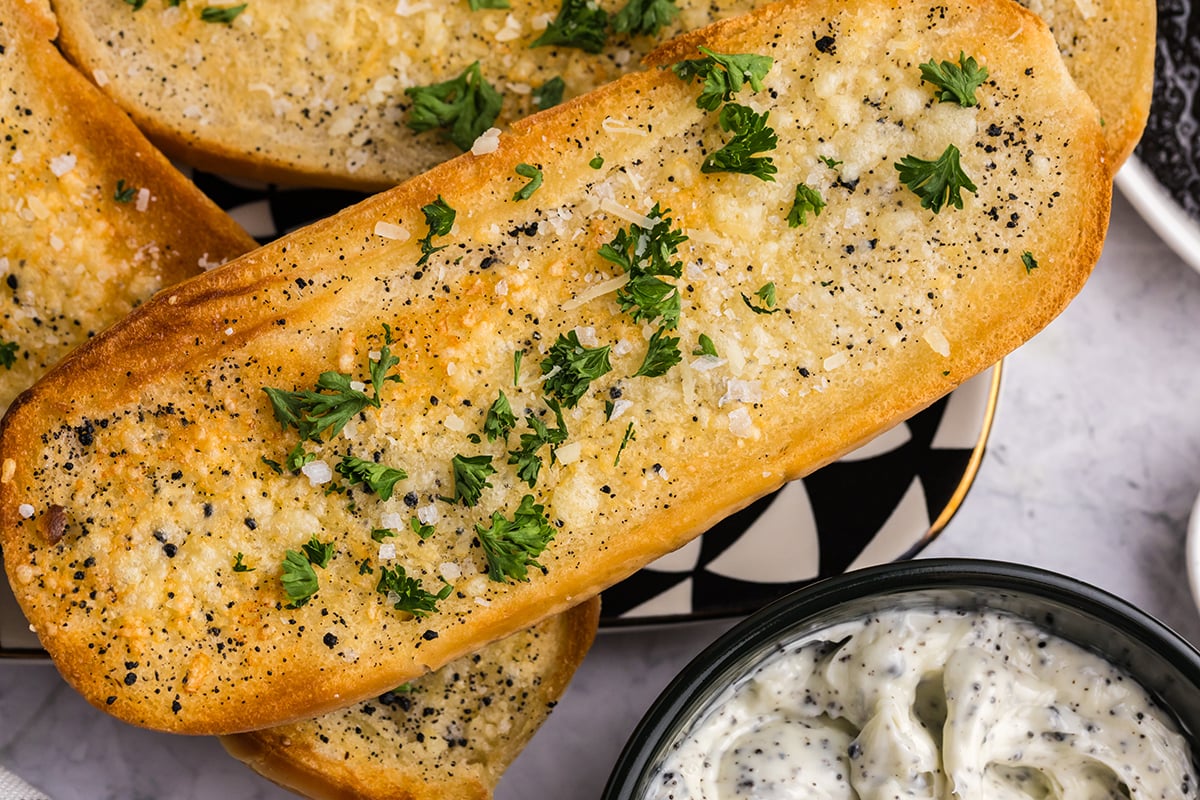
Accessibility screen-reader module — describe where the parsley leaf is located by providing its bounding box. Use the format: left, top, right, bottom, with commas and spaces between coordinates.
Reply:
376, 565, 452, 617
0, 339, 17, 369
405, 62, 503, 152
919, 51, 988, 108
513, 163, 544, 201
532, 77, 565, 110
371, 528, 396, 543
1022, 251, 1039, 274
589, 154, 605, 169
449, 454, 496, 507
614, 421, 636, 466
742, 282, 780, 314
531, 0, 609, 53
702, 103, 778, 181
411, 516, 436, 540
281, 550, 319, 608
484, 391, 517, 441
787, 182, 825, 227
114, 180, 137, 203
468, 0, 510, 9
542, 330, 612, 407
301, 535, 334, 568
612, 0, 679, 36
670, 48, 773, 111
693, 333, 718, 357
633, 326, 681, 378
508, 400, 568, 487
819, 155, 843, 169
200, 3, 247, 23
894, 144, 977, 213
475, 494, 555, 582
233, 552, 255, 572
369, 325, 403, 399
513, 349, 524, 387
335, 455, 408, 500
598, 204, 688, 328
418, 195, 455, 267
123, 0, 148, 8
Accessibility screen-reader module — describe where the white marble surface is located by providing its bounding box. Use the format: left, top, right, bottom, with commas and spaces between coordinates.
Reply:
2, 193, 1199, 799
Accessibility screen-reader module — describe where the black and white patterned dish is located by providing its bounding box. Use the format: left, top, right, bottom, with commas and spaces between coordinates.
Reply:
0, 176, 1001, 655
1117, 0, 1200, 273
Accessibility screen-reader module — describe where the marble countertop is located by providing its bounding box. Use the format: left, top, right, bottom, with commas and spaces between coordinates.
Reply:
2, 192, 1199, 799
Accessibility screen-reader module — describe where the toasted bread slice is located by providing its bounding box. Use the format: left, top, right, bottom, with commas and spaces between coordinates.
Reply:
222, 597, 599, 800
0, 0, 256, 416
49, 0, 1148, 190
2, 0, 1109, 734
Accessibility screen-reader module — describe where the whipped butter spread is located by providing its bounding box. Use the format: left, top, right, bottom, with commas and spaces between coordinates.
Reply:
647, 607, 1197, 799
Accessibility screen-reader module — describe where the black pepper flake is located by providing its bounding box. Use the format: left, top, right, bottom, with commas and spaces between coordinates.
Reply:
323, 632, 338, 648
75, 419, 95, 447
106, 696, 117, 705
815, 35, 836, 54
163, 543, 178, 558
244, 517, 257, 530
422, 629, 439, 641
124, 672, 137, 686
404, 492, 418, 508
171, 700, 182, 714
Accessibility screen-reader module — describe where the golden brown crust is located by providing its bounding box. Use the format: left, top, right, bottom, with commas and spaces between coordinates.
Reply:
0, 0, 257, 414
1021, 0, 1155, 168
2, 0, 1109, 734
220, 598, 599, 800
48, 0, 1150, 188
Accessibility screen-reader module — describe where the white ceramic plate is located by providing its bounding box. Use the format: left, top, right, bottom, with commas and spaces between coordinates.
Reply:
1116, 158, 1200, 274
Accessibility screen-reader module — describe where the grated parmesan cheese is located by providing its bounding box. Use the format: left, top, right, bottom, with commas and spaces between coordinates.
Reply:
471, 127, 502, 155
374, 221, 409, 241
49, 154, 77, 177
600, 197, 655, 229
301, 460, 332, 485
923, 325, 951, 357
555, 441, 582, 464
378, 543, 397, 560
823, 351, 850, 371
135, 188, 151, 212
93, 69, 110, 87
380, 512, 404, 530
728, 407, 755, 438
719, 379, 763, 407
602, 117, 648, 136
417, 504, 439, 526
18, 504, 33, 519
561, 273, 629, 311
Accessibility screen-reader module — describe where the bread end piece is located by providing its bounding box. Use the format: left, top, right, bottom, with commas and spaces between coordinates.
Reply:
220, 598, 600, 800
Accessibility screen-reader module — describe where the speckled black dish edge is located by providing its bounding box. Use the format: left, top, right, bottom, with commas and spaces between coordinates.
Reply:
603, 558, 1200, 800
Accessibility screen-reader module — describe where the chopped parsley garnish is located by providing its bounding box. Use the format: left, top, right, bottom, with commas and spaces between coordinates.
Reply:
123, 0, 148, 9
542, 330, 612, 407
200, 3, 247, 23
702, 103, 778, 181
1022, 251, 1039, 274
589, 154, 605, 169
335, 455, 407, 500
513, 349, 524, 387
475, 494, 555, 582
468, 0, 510, 9
405, 62, 503, 152
417, 195, 455, 267
371, 528, 396, 543
301, 535, 334, 568
787, 182, 825, 227
894, 144, 977, 213
819, 155, 843, 169
448, 454, 496, 507
359, 559, 374, 575
598, 204, 688, 327
113, 180, 137, 203
670, 48, 773, 111
264, 330, 400, 444
532, 77, 565, 110
633, 326, 681, 378
693, 333, 718, 357
508, 400, 568, 487
411, 516, 436, 540
530, 0, 609, 54
742, 282, 780, 315
376, 565, 452, 617
261, 456, 284, 475
484, 392, 517, 441
614, 421, 636, 466
0, 339, 17, 369
233, 552, 255, 572
513, 163, 544, 201
286, 442, 315, 472
612, 0, 679, 36
281, 550, 319, 608
919, 51, 988, 108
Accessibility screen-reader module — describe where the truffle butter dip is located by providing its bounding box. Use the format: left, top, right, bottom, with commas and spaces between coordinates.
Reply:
646, 607, 1198, 799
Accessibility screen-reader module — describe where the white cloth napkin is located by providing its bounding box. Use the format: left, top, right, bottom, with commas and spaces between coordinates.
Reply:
0, 765, 50, 800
